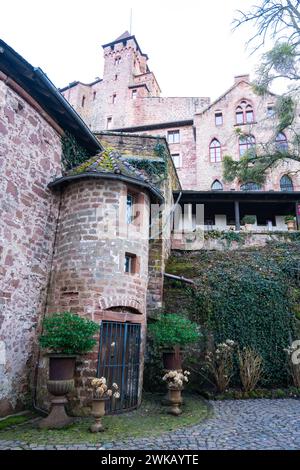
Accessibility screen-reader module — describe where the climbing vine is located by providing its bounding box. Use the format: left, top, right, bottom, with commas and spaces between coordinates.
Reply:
163, 243, 300, 387
126, 143, 168, 183
61, 131, 90, 171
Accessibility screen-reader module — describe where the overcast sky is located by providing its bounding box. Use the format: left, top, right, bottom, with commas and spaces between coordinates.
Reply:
1, 0, 267, 100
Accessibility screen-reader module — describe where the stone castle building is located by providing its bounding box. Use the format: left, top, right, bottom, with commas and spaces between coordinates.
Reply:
1, 31, 300, 417
0, 38, 179, 416
62, 31, 300, 236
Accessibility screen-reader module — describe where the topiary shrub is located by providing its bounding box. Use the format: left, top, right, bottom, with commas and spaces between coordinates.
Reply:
242, 215, 256, 225
39, 312, 99, 355
148, 314, 201, 348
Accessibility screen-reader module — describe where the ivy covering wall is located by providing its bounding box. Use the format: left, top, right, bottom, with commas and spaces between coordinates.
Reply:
61, 132, 90, 171
162, 242, 300, 388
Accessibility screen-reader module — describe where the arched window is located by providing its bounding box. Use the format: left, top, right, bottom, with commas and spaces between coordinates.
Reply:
235, 100, 254, 124
211, 180, 223, 191
280, 175, 294, 192
275, 132, 288, 152
209, 139, 221, 163
240, 182, 262, 191
81, 95, 86, 108
239, 135, 256, 157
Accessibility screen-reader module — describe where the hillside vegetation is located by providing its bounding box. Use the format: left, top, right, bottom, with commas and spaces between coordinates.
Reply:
162, 242, 300, 388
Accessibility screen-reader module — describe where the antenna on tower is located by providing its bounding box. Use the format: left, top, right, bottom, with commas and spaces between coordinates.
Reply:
130, 8, 133, 34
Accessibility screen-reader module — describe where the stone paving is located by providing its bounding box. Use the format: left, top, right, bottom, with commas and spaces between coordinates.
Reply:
0, 399, 300, 450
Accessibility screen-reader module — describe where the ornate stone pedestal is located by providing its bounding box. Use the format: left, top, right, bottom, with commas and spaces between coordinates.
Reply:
167, 387, 183, 416
39, 379, 75, 429
89, 398, 108, 433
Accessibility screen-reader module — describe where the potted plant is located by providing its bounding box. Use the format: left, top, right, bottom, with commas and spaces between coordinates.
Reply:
39, 311, 99, 429
88, 377, 120, 432
148, 314, 200, 370
242, 215, 256, 231
162, 370, 190, 415
284, 215, 295, 231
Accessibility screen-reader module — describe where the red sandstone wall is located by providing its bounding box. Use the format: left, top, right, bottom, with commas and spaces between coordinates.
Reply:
0, 79, 62, 416
195, 81, 300, 191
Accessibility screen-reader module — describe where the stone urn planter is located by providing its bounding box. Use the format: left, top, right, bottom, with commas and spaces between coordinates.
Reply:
242, 216, 256, 232
88, 377, 120, 433
38, 312, 99, 429
89, 398, 109, 433
286, 220, 295, 231
167, 387, 183, 416
39, 354, 76, 429
162, 369, 190, 413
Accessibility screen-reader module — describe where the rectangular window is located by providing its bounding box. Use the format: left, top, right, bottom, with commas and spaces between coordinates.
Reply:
215, 112, 223, 126
167, 130, 180, 144
107, 117, 112, 130
132, 89, 137, 100
124, 253, 137, 274
267, 106, 275, 117
112, 93, 116, 104
246, 110, 254, 123
171, 153, 181, 168
236, 112, 244, 125
126, 193, 135, 224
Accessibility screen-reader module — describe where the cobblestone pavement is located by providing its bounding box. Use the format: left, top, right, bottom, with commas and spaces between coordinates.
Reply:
1, 399, 300, 450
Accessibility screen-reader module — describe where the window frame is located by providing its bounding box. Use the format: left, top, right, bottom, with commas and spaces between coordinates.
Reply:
275, 132, 288, 152
106, 117, 112, 130
126, 192, 136, 225
209, 138, 222, 163
124, 253, 138, 274
240, 181, 262, 191
280, 175, 294, 192
235, 100, 254, 125
239, 135, 256, 157
215, 112, 223, 126
211, 180, 223, 191
167, 130, 180, 144
171, 153, 181, 169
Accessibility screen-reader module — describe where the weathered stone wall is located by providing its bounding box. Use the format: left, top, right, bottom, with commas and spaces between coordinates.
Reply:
61, 36, 209, 188
0, 77, 62, 416
195, 80, 300, 191
37, 178, 150, 412
171, 230, 300, 251
95, 132, 181, 312
137, 125, 197, 190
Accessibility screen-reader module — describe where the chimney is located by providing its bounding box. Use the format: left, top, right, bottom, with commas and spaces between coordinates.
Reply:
234, 74, 250, 84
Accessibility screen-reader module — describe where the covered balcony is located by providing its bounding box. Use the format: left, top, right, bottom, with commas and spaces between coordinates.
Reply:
172, 190, 300, 250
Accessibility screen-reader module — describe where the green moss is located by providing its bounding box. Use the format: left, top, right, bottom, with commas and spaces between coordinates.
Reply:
0, 414, 34, 430
0, 394, 209, 445
70, 148, 116, 175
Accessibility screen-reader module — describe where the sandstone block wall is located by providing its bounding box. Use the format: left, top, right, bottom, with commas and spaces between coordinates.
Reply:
195, 80, 300, 191
0, 77, 62, 416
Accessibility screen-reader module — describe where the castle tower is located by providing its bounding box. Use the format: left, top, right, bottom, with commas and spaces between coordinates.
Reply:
90, 32, 161, 130
102, 31, 149, 83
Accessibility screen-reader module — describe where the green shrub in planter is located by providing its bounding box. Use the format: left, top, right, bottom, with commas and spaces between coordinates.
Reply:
284, 215, 295, 223
242, 215, 256, 225
148, 314, 201, 348
39, 312, 99, 355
